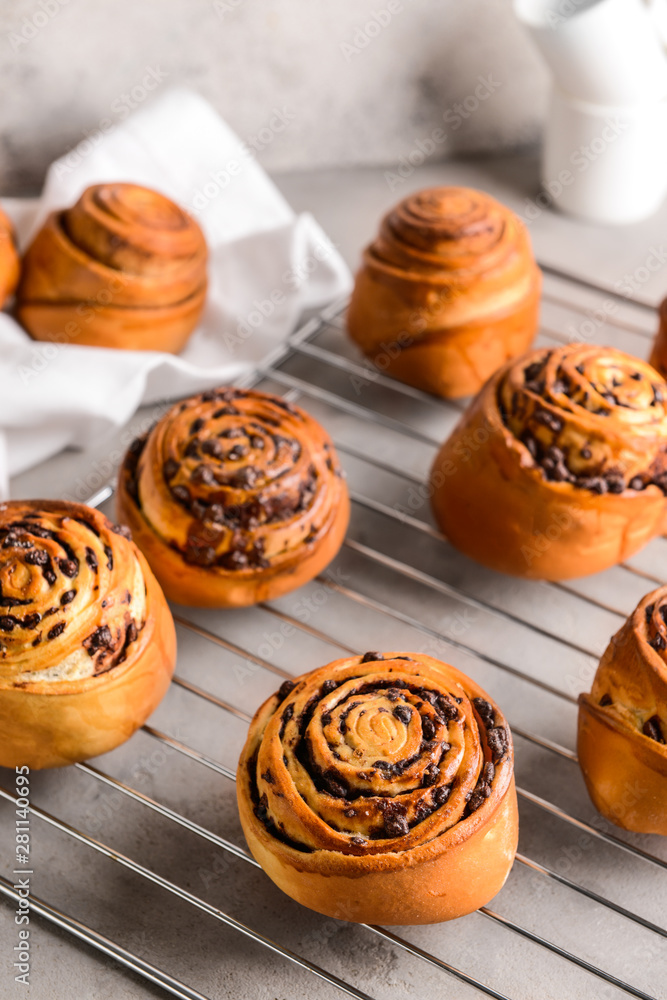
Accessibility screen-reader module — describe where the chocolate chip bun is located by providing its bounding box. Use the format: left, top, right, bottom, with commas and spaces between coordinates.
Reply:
347, 186, 541, 398
578, 586, 667, 834
0, 501, 176, 769
16, 183, 207, 353
430, 344, 667, 580
117, 388, 350, 607
237, 651, 517, 924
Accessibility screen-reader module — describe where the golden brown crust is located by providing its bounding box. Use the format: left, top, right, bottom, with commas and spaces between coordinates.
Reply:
578, 587, 667, 834
116, 388, 350, 607
0, 206, 20, 307
237, 651, 518, 924
0, 500, 176, 769
16, 183, 207, 353
430, 344, 667, 580
347, 186, 541, 398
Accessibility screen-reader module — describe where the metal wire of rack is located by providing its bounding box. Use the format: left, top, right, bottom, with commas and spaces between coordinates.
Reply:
1, 268, 666, 1000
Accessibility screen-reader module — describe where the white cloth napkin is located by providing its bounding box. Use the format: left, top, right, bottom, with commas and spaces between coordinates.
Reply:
0, 87, 352, 497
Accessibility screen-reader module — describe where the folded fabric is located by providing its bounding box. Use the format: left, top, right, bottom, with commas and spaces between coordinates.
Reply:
0, 87, 352, 498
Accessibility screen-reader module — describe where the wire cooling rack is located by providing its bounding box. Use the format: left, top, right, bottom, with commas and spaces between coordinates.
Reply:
1, 269, 667, 1000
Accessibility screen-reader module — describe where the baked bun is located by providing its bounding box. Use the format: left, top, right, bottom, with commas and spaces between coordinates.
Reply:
16, 183, 207, 353
347, 186, 541, 398
430, 344, 667, 580
237, 651, 517, 924
578, 587, 667, 835
0, 205, 20, 307
117, 388, 350, 607
0, 500, 176, 769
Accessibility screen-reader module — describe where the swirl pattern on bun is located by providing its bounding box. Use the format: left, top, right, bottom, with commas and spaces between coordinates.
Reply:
347, 186, 541, 398
430, 344, 667, 580
16, 183, 207, 353
237, 651, 517, 924
578, 586, 667, 834
117, 388, 349, 607
0, 500, 176, 769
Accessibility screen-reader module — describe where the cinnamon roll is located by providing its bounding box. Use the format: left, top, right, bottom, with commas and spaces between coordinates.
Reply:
0, 206, 20, 307
347, 186, 541, 398
16, 183, 207, 353
117, 388, 349, 607
430, 344, 667, 580
0, 501, 176, 769
578, 587, 667, 835
237, 651, 517, 924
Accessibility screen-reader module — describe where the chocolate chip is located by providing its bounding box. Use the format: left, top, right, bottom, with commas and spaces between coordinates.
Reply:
190, 418, 204, 434
350, 835, 366, 846
432, 785, 451, 806
60, 590, 76, 606
322, 770, 347, 799
473, 697, 495, 727
112, 523, 132, 541
383, 810, 409, 839
47, 622, 66, 640
392, 704, 411, 725
344, 808, 357, 818
192, 464, 217, 486
22, 612, 41, 630
629, 477, 645, 491
277, 679, 295, 701
523, 434, 538, 459
231, 467, 259, 489
630, 372, 642, 380
599, 693, 613, 707
580, 447, 592, 459
261, 769, 274, 784
421, 717, 436, 739
25, 549, 48, 566
104, 545, 113, 571
201, 439, 225, 459
59, 559, 78, 577
606, 475, 625, 494
184, 541, 217, 567
320, 679, 338, 696
534, 408, 563, 433
650, 632, 666, 651
125, 622, 138, 645
524, 360, 545, 382
467, 787, 489, 813
482, 761, 496, 784
218, 427, 244, 439
361, 651, 383, 663
437, 696, 459, 721
580, 477, 608, 495
250, 435, 264, 449
185, 439, 200, 459
423, 763, 439, 786
84, 547, 98, 571
218, 549, 248, 569
228, 445, 249, 461
487, 726, 509, 763
642, 715, 665, 743
645, 603, 655, 623
171, 485, 190, 504
163, 458, 179, 481
83, 625, 113, 656
0, 615, 16, 632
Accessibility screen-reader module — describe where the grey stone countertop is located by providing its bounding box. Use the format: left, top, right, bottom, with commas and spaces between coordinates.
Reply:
1, 153, 667, 1000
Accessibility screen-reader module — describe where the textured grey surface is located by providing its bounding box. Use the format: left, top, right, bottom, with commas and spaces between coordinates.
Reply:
0, 0, 547, 193
2, 156, 667, 999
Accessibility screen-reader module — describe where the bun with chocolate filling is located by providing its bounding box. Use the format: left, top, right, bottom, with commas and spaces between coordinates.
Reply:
578, 586, 667, 835
16, 182, 207, 353
117, 388, 350, 607
430, 344, 667, 580
347, 186, 541, 399
237, 651, 517, 924
0, 500, 176, 769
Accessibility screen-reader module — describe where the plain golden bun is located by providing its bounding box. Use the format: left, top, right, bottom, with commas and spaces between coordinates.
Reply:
578, 586, 667, 835
0, 500, 176, 769
117, 388, 349, 607
430, 343, 667, 580
16, 182, 207, 353
347, 186, 541, 398
237, 651, 518, 925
